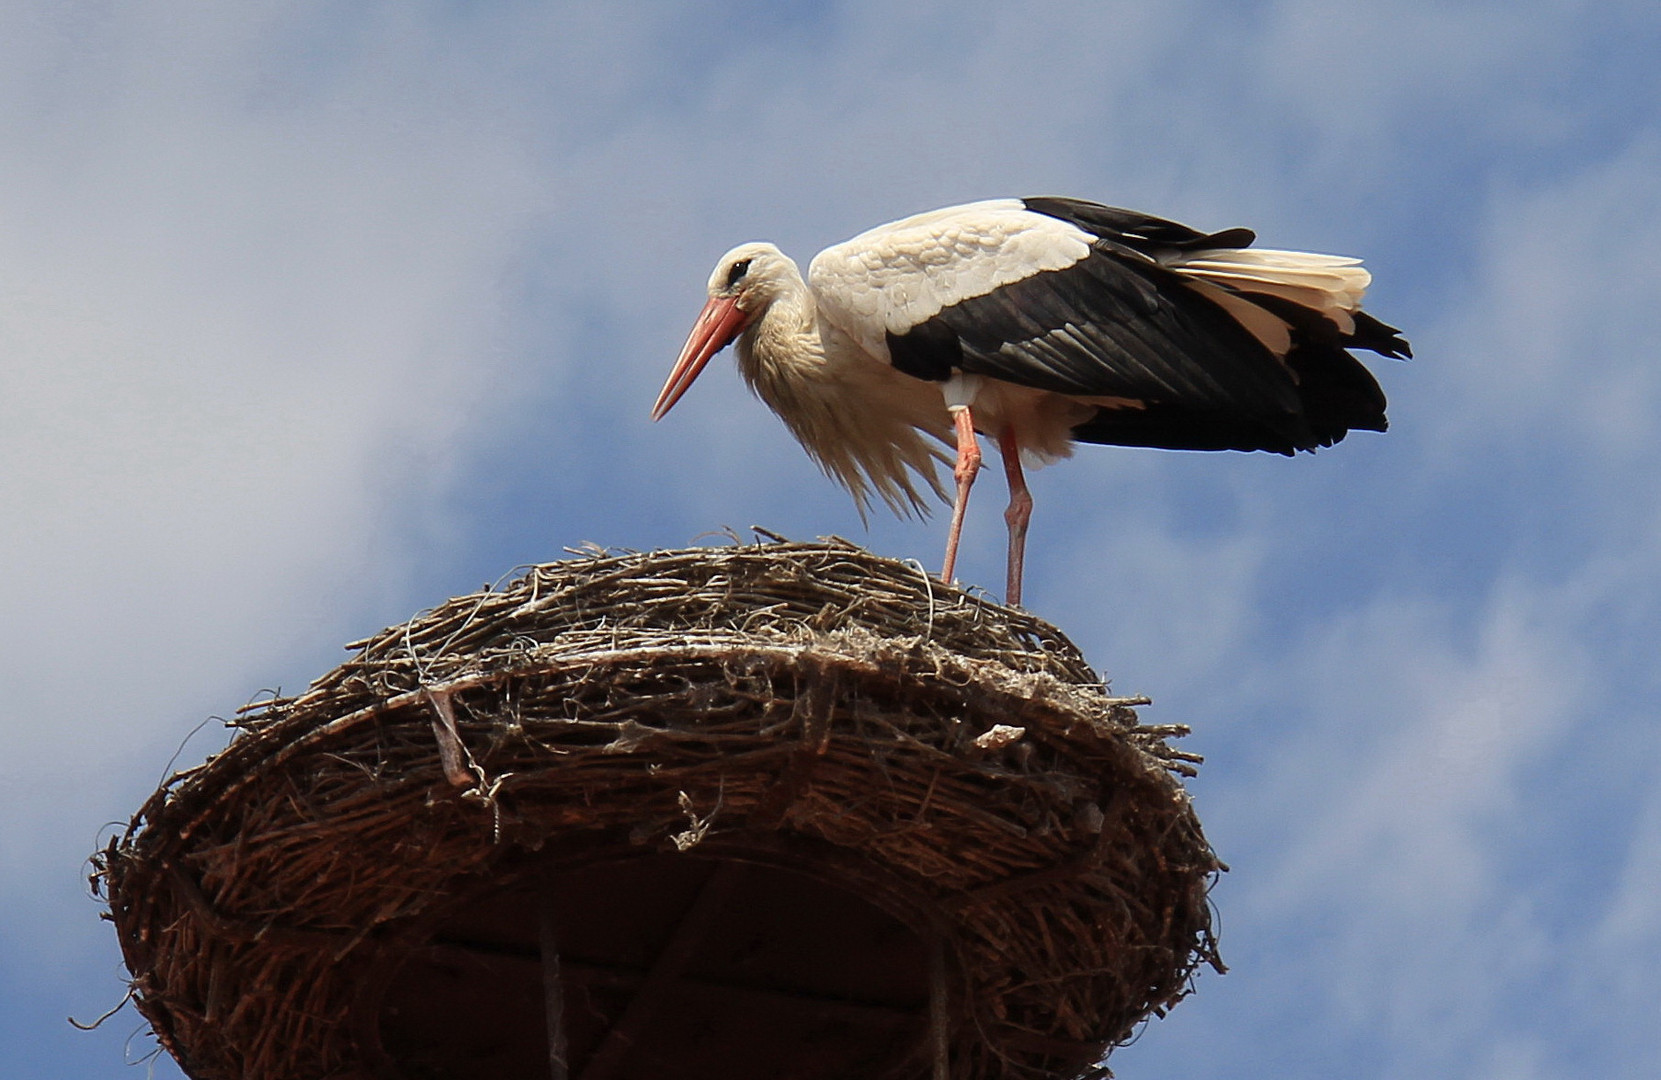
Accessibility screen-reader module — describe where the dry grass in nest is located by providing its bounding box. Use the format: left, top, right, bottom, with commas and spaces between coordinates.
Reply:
94, 537, 1223, 1080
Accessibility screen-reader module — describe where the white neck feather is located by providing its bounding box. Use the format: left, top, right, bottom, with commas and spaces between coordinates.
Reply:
735, 274, 947, 519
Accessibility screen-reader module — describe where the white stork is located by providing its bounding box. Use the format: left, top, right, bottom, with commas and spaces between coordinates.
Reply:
653, 197, 1409, 607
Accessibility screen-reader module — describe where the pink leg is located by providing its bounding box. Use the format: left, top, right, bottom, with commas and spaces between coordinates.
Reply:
998, 427, 1032, 608
940, 406, 981, 586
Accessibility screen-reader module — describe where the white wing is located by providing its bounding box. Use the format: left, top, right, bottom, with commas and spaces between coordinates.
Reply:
807, 199, 1094, 364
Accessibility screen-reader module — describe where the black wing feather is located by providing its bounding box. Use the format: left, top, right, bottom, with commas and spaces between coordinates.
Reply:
891, 228, 1301, 416
884, 196, 1407, 453
1023, 196, 1257, 253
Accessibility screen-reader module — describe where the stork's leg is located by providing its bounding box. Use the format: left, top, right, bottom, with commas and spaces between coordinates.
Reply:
940, 405, 981, 586
997, 426, 1033, 608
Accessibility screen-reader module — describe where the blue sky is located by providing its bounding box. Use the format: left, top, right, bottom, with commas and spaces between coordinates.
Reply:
3, 2, 1659, 1077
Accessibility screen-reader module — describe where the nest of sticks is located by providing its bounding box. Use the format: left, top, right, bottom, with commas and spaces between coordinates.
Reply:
96, 538, 1222, 1080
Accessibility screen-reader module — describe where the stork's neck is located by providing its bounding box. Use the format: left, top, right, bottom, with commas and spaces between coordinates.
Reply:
734, 262, 823, 395
727, 259, 948, 519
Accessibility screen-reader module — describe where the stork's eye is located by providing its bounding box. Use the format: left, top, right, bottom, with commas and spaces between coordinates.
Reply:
725, 258, 753, 289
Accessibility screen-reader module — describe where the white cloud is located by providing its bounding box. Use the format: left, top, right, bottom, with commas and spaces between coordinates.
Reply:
0, 6, 555, 889
1440, 134, 1661, 465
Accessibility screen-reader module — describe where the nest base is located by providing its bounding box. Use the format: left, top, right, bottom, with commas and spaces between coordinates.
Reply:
97, 540, 1221, 1080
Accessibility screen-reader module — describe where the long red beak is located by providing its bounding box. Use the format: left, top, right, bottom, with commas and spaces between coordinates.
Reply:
651, 295, 752, 421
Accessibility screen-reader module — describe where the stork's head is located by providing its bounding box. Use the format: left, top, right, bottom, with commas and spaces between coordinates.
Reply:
652, 242, 795, 421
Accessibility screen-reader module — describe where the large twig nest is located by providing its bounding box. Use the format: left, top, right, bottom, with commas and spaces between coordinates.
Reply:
96, 539, 1222, 1080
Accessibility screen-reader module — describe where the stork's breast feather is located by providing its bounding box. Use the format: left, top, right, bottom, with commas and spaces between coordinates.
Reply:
808, 200, 1093, 364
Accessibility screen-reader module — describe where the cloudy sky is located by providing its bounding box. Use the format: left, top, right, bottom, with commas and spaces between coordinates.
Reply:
3, 2, 1658, 1077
